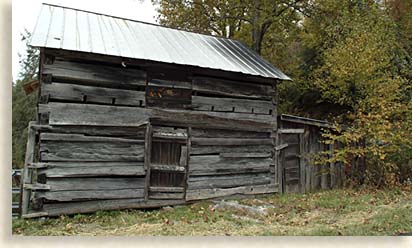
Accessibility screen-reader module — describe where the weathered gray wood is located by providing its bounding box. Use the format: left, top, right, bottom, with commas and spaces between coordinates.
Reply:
191, 128, 270, 139
40, 199, 186, 217
148, 79, 192, 89
35, 161, 143, 168
43, 60, 146, 87
36, 189, 145, 202
321, 143, 329, 190
151, 164, 185, 172
144, 123, 152, 201
46, 178, 145, 191
37, 125, 146, 138
188, 173, 271, 189
179, 146, 188, 166
275, 144, 288, 151
149, 192, 184, 200
149, 186, 184, 193
299, 133, 305, 193
21, 122, 37, 215
152, 126, 187, 140
183, 127, 191, 200
150, 107, 274, 132
278, 129, 305, 134
192, 77, 274, 100
38, 164, 145, 177
39, 102, 150, 127
190, 145, 273, 155
28, 162, 48, 169
40, 142, 144, 162
24, 183, 51, 190
40, 133, 145, 143
304, 130, 311, 192
186, 184, 278, 201
277, 131, 284, 193
42, 82, 146, 106
189, 155, 271, 176
192, 96, 272, 114
220, 152, 271, 158
40, 102, 273, 131
22, 212, 49, 219
191, 138, 273, 146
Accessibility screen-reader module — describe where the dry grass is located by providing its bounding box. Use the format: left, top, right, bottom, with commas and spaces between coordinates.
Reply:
12, 186, 412, 236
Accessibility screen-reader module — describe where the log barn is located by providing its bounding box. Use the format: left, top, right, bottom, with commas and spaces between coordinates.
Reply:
21, 4, 342, 218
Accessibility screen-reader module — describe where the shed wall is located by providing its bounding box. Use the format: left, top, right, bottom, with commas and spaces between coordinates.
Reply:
25, 49, 279, 217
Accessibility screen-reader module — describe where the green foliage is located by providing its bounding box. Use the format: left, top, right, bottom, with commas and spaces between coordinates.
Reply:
12, 30, 39, 168
305, 1, 412, 186
152, 0, 305, 54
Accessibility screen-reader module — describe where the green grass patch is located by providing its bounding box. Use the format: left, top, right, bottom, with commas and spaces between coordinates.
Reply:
12, 186, 412, 236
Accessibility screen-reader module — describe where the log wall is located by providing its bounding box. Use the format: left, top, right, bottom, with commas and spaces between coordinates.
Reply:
24, 49, 279, 217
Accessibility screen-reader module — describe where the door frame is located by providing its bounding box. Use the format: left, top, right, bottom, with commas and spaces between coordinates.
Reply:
277, 128, 305, 194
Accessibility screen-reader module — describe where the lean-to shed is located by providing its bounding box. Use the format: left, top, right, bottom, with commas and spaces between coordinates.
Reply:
21, 4, 340, 218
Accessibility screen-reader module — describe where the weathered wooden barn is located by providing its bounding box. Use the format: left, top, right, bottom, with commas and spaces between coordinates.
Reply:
21, 4, 342, 218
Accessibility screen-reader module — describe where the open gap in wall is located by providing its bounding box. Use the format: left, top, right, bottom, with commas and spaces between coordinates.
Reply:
146, 85, 192, 109
190, 153, 220, 156
150, 171, 185, 187
151, 142, 182, 166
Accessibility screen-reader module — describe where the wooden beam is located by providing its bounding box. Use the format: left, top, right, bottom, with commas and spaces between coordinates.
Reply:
40, 198, 186, 217
275, 144, 288, 151
144, 123, 152, 201
23, 183, 51, 191
22, 212, 49, 219
278, 129, 305, 134
151, 164, 185, 172
299, 133, 306, 193
186, 184, 279, 201
149, 186, 184, 193
183, 127, 191, 200
191, 138, 273, 146
27, 163, 48, 169
42, 60, 146, 88
21, 121, 37, 216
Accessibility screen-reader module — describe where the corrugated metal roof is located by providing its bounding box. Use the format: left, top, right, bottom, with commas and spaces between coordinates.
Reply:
30, 3, 291, 80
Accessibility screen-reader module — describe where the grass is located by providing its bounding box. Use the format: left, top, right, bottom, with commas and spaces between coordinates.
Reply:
12, 186, 412, 236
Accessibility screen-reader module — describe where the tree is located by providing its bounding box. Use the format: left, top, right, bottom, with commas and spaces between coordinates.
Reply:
152, 0, 307, 54
305, 0, 412, 186
12, 30, 39, 168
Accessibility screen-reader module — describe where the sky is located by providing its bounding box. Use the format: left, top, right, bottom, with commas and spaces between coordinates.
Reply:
12, 0, 158, 81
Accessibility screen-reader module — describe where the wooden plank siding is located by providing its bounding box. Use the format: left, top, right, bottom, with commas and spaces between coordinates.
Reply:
279, 119, 345, 192
22, 50, 340, 218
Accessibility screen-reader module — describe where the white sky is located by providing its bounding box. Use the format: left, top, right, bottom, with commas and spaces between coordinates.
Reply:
12, 0, 158, 81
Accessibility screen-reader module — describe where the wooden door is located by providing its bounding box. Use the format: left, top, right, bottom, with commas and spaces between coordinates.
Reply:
278, 129, 305, 193
146, 125, 189, 200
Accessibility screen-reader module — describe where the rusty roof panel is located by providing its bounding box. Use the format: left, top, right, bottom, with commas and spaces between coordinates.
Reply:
30, 3, 291, 81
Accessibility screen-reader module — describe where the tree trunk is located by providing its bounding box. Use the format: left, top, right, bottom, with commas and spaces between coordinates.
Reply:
252, 0, 262, 54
